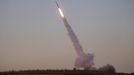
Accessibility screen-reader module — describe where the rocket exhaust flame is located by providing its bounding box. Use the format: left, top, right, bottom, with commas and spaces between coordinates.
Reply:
58, 8, 64, 17
56, 1, 94, 69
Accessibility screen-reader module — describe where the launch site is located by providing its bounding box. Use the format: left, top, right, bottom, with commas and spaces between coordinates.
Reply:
0, 0, 134, 75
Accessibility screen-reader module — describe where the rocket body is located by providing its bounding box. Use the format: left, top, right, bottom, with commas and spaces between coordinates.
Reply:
56, 1, 60, 8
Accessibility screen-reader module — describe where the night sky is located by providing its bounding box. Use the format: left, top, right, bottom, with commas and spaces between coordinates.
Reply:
0, 0, 134, 73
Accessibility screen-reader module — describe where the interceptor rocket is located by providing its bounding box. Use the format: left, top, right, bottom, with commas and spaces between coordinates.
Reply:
56, 1, 84, 56
56, 1, 94, 69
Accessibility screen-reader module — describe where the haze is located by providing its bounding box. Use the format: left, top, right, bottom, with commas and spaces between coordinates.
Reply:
0, 0, 134, 73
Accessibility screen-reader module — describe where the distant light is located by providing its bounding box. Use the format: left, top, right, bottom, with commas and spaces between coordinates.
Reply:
58, 8, 64, 17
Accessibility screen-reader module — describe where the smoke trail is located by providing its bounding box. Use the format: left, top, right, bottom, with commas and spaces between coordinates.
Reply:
62, 17, 84, 57
57, 3, 94, 69
62, 17, 94, 69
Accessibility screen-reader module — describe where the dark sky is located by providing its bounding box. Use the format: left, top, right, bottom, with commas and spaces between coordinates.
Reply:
0, 0, 134, 73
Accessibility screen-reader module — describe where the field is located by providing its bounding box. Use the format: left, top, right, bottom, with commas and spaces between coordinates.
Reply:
0, 70, 133, 75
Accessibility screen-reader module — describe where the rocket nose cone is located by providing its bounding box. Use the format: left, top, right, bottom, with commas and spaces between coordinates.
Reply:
56, 1, 59, 8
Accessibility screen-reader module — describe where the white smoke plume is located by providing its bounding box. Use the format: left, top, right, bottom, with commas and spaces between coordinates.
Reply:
57, 2, 115, 71
62, 17, 94, 69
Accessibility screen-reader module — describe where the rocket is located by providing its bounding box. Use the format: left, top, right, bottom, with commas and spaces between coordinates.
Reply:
55, 1, 94, 69
56, 1, 64, 17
